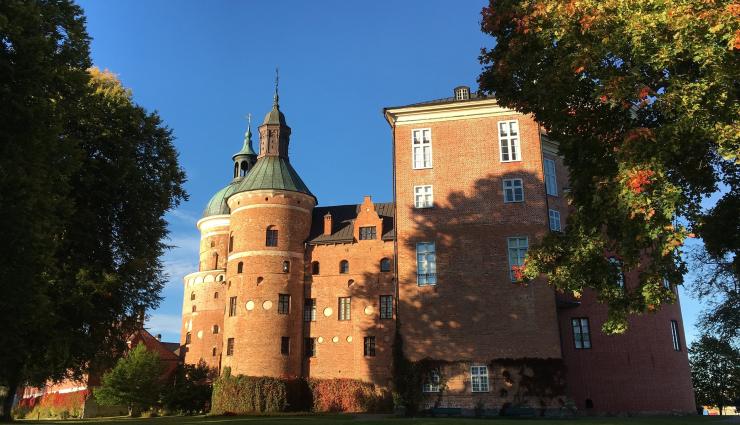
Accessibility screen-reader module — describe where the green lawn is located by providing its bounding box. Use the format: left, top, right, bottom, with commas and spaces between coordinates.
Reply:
13, 414, 736, 425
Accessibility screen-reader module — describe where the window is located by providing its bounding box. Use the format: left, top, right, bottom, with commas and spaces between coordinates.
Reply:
503, 178, 524, 203
416, 242, 437, 285
192, 305, 197, 313
226, 338, 234, 356
414, 185, 433, 208
278, 294, 290, 315
190, 292, 195, 301
549, 209, 561, 231
229, 233, 234, 252
380, 295, 393, 319
229, 296, 237, 317
339, 260, 349, 274
212, 324, 219, 334
338, 297, 351, 321
498, 120, 521, 162
305, 337, 316, 358
359, 226, 377, 240
237, 262, 243, 273
507, 237, 529, 281
311, 261, 320, 275
671, 320, 681, 351
608, 257, 625, 288
471, 365, 489, 392
214, 291, 219, 299
281, 337, 290, 355
304, 298, 316, 322
185, 332, 191, 345
282, 260, 290, 273
266, 226, 278, 247
380, 258, 391, 272
544, 158, 558, 196
412, 128, 432, 169
423, 369, 441, 393
212, 347, 217, 356
455, 86, 470, 100
572, 318, 592, 349
364, 336, 376, 357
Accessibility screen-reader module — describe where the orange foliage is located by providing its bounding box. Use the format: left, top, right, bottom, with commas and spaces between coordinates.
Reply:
627, 169, 656, 194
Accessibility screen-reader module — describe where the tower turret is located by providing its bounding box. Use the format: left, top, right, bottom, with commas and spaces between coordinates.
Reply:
258, 70, 291, 158
232, 114, 258, 179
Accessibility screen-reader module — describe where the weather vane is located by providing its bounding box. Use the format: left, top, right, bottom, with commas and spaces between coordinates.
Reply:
273, 67, 279, 106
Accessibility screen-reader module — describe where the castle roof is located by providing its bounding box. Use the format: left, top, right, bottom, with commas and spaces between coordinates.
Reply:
308, 202, 395, 244
202, 182, 236, 218
231, 155, 313, 198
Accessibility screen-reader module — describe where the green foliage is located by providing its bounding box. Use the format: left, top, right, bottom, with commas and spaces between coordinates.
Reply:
162, 360, 215, 414
479, 0, 739, 333
93, 343, 164, 416
211, 374, 288, 415
0, 1, 186, 420
690, 334, 740, 415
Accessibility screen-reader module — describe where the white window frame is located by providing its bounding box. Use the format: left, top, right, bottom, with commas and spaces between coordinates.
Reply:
507, 236, 529, 281
416, 242, 437, 286
544, 158, 558, 196
549, 209, 561, 231
503, 178, 524, 203
423, 369, 441, 393
412, 128, 432, 169
498, 120, 521, 162
470, 365, 489, 392
572, 317, 592, 349
671, 320, 681, 351
414, 185, 434, 208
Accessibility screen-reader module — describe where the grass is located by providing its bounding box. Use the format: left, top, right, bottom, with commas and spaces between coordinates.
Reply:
12, 414, 735, 425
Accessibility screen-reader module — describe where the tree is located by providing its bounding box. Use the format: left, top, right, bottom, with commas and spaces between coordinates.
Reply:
478, 0, 739, 333
94, 343, 164, 416
690, 335, 740, 415
162, 360, 216, 414
690, 247, 739, 344
0, 2, 186, 420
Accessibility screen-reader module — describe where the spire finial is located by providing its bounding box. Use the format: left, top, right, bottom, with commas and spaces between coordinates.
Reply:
273, 67, 279, 107
245, 113, 252, 140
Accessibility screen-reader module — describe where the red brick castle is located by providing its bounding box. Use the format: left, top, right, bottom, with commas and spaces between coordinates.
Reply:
181, 84, 695, 414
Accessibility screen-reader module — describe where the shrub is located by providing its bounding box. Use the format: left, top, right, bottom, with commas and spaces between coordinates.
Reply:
211, 375, 287, 414
309, 378, 391, 413
12, 389, 88, 419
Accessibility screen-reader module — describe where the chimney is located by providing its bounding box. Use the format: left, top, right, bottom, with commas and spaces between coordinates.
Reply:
323, 212, 332, 236
156, 334, 162, 341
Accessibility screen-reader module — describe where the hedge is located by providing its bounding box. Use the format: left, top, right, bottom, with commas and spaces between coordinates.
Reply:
13, 389, 89, 419
211, 374, 391, 414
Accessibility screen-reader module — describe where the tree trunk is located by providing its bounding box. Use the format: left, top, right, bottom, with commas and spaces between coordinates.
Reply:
1, 374, 20, 422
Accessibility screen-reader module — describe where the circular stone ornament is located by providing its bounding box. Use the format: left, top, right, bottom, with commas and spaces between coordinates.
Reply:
332, 336, 339, 343
263, 300, 273, 310
346, 336, 353, 343
246, 300, 255, 311
364, 305, 374, 315
323, 307, 333, 317
197, 330, 203, 339
317, 337, 324, 344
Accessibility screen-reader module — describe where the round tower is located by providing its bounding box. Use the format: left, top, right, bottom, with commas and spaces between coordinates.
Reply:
222, 85, 316, 378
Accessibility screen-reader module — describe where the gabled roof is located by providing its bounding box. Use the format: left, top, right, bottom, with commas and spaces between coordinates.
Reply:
308, 202, 395, 244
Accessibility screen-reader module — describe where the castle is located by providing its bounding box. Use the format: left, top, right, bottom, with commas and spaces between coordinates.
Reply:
180, 84, 696, 414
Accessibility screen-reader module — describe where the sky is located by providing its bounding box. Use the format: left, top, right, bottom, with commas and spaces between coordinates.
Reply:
77, 0, 704, 346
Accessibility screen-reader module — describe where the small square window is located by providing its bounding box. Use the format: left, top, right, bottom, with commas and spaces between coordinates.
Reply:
359, 226, 377, 240
380, 258, 391, 273
470, 365, 489, 392
414, 185, 433, 208
503, 179, 524, 203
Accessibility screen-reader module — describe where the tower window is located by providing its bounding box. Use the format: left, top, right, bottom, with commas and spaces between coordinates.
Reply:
185, 332, 191, 345
229, 296, 237, 317
190, 292, 195, 301
237, 262, 244, 274
212, 324, 219, 334
281, 336, 290, 355
214, 292, 219, 299
412, 128, 432, 169
192, 305, 197, 313
503, 178, 524, 203
282, 260, 290, 273
454, 86, 470, 100
572, 317, 592, 349
544, 158, 558, 196
305, 337, 316, 358
498, 120, 521, 162
671, 320, 681, 351
338, 297, 351, 321
240, 160, 248, 177
304, 298, 316, 322
471, 365, 489, 392
364, 336, 376, 357
380, 295, 393, 319
380, 258, 391, 273
266, 226, 278, 247
311, 261, 320, 275
414, 185, 433, 208
359, 226, 376, 240
278, 294, 290, 314
507, 236, 528, 281
212, 347, 217, 357
549, 209, 562, 232
226, 338, 234, 356
416, 242, 437, 285
339, 260, 349, 274
228, 234, 234, 252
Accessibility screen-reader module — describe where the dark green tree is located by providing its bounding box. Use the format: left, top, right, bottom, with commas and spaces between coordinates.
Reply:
0, 1, 186, 420
690, 335, 740, 415
93, 343, 164, 416
478, 0, 739, 333
162, 360, 215, 414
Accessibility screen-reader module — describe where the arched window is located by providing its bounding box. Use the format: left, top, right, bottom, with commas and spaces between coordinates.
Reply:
192, 305, 197, 313
211, 252, 219, 270
380, 258, 391, 273
190, 292, 196, 301
185, 332, 191, 345
233, 162, 239, 178
266, 226, 278, 247
240, 161, 248, 177
282, 261, 290, 273
214, 292, 219, 299
339, 260, 349, 274
228, 233, 234, 252
212, 324, 219, 334
210, 240, 215, 248
311, 261, 320, 275
237, 262, 244, 274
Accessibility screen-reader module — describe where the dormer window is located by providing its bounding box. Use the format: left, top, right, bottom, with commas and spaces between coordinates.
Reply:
454, 86, 470, 101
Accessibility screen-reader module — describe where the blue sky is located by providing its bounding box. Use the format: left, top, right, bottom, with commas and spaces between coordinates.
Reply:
78, 0, 703, 346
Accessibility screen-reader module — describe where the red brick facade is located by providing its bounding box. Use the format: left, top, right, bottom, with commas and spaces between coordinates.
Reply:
181, 88, 695, 414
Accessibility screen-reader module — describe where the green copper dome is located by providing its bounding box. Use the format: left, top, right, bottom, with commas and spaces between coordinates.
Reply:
202, 183, 236, 217
230, 156, 314, 199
